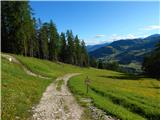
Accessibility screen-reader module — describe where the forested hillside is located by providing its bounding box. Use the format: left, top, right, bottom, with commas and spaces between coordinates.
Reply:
89, 34, 160, 64
2, 1, 89, 67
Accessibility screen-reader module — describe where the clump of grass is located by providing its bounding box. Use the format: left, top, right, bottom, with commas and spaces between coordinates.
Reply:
56, 80, 64, 91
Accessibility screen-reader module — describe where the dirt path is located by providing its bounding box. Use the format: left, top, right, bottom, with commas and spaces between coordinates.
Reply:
32, 73, 83, 120
1, 54, 51, 79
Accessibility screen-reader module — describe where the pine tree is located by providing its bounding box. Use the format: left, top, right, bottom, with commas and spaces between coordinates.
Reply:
66, 30, 74, 64
32, 18, 40, 58
142, 42, 160, 79
74, 35, 81, 65
80, 40, 89, 67
49, 20, 59, 61
59, 32, 67, 62
39, 23, 49, 59
1, 1, 33, 56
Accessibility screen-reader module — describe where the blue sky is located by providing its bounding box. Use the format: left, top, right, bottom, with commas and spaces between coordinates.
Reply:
30, 1, 160, 45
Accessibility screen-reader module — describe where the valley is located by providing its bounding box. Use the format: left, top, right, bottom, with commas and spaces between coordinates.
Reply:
88, 34, 160, 73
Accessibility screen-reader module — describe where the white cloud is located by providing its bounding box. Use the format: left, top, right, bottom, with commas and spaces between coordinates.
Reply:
85, 33, 150, 45
108, 34, 137, 42
95, 34, 105, 38
85, 34, 136, 45
85, 39, 107, 45
142, 25, 160, 31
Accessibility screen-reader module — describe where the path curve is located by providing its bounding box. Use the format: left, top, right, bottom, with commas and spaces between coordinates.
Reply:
1, 54, 51, 79
32, 73, 83, 120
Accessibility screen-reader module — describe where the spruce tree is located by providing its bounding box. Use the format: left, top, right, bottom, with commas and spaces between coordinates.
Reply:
59, 32, 67, 62
1, 1, 33, 56
39, 23, 49, 59
80, 40, 89, 67
49, 20, 59, 61
66, 30, 74, 64
74, 35, 81, 65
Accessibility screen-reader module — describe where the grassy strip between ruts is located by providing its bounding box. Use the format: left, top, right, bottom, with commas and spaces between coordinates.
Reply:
56, 80, 64, 91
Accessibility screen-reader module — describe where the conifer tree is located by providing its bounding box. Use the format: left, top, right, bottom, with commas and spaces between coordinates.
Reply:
2, 1, 33, 56
39, 23, 49, 59
66, 30, 75, 64
59, 32, 67, 62
49, 20, 59, 61
80, 40, 89, 67
74, 35, 81, 65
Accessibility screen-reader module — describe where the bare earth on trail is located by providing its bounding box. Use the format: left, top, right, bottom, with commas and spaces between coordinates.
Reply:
1, 54, 51, 79
32, 73, 83, 120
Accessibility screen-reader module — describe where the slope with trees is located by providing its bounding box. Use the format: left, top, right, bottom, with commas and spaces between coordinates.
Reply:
142, 42, 160, 79
1, 1, 89, 67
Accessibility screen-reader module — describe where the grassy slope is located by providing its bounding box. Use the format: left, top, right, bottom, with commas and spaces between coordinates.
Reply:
69, 72, 160, 120
1, 57, 52, 120
1, 54, 84, 120
2, 54, 160, 120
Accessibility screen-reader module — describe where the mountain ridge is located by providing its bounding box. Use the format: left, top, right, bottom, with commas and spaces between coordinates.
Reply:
89, 34, 160, 65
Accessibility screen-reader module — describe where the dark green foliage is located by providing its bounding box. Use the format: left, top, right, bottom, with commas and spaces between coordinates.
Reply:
59, 32, 68, 62
142, 42, 160, 79
39, 23, 49, 59
66, 30, 75, 64
49, 20, 59, 61
1, 1, 89, 67
89, 57, 98, 68
97, 60, 119, 71
104, 61, 119, 71
80, 40, 89, 67
74, 35, 81, 65
97, 59, 104, 69
2, 1, 33, 55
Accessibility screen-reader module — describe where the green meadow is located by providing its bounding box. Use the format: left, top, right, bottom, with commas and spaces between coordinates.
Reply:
2, 54, 160, 120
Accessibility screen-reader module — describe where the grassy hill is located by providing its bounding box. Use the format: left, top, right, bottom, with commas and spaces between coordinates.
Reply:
2, 53, 160, 120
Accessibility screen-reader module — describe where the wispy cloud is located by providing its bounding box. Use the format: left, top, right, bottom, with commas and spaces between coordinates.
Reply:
86, 34, 137, 45
108, 34, 137, 42
141, 25, 160, 31
85, 39, 107, 45
85, 33, 150, 45
95, 34, 105, 38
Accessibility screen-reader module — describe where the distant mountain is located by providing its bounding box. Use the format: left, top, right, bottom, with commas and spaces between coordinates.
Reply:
89, 34, 160, 65
86, 42, 110, 52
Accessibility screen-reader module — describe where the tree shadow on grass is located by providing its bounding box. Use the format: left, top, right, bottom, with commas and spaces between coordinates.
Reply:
98, 74, 142, 80
147, 86, 160, 89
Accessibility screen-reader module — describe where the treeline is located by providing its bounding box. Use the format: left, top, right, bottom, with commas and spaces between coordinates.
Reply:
2, 1, 89, 67
90, 58, 119, 71
142, 42, 160, 79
